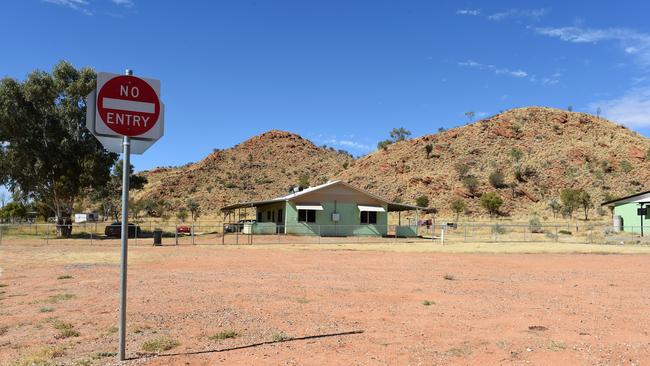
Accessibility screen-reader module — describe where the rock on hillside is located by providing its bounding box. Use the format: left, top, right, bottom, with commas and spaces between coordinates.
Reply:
134, 130, 353, 215
338, 107, 650, 218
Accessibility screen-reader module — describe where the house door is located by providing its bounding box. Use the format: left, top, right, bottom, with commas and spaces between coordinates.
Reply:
277, 209, 284, 234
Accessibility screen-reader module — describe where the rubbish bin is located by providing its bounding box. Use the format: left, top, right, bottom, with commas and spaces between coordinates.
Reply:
153, 229, 163, 246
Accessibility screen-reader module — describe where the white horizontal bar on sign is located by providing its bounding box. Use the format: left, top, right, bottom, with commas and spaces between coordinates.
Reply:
103, 98, 155, 114
296, 204, 324, 211
358, 205, 385, 212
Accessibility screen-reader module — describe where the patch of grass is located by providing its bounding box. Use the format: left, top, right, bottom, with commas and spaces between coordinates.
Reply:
39, 307, 55, 313
45, 293, 76, 303
106, 325, 118, 334
131, 324, 151, 334
271, 331, 293, 342
558, 230, 572, 235
443, 273, 455, 281
0, 284, 7, 288
446, 343, 473, 357
72, 359, 92, 366
295, 297, 309, 304
422, 300, 435, 306
208, 330, 239, 341
52, 320, 80, 339
141, 336, 180, 353
0, 325, 8, 336
57, 275, 73, 280
92, 351, 117, 360
496, 340, 509, 350
10, 345, 65, 366
548, 340, 566, 351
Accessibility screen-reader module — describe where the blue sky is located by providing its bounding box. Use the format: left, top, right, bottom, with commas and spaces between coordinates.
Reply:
3, 0, 650, 176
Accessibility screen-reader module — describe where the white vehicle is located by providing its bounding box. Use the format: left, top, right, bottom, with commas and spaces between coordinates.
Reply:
74, 212, 98, 223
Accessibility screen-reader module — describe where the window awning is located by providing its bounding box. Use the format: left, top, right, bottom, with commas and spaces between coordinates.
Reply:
358, 205, 386, 212
296, 204, 324, 211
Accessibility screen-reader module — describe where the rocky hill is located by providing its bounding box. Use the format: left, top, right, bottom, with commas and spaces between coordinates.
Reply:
133, 130, 353, 216
136, 107, 650, 219
339, 107, 650, 218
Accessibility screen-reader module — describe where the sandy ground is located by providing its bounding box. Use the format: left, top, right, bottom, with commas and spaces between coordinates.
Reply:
1, 244, 650, 365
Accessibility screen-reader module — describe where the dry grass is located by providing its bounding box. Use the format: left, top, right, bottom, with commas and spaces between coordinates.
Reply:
10, 345, 65, 366
208, 330, 239, 341
141, 336, 180, 353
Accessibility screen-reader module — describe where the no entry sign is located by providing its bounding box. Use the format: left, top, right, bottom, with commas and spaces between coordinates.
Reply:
87, 72, 164, 154
97, 75, 160, 137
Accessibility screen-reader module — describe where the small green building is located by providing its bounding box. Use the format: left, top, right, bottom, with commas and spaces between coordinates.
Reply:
221, 180, 426, 237
602, 190, 650, 234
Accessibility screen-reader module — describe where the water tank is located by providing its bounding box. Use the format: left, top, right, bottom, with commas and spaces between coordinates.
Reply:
613, 215, 623, 232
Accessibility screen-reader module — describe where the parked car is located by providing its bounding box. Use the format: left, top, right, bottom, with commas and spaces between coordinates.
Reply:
176, 225, 191, 234
105, 222, 140, 238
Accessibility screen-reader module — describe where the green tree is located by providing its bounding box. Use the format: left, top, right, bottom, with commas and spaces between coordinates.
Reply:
450, 198, 466, 223
93, 160, 148, 221
0, 201, 27, 222
186, 198, 201, 221
465, 111, 475, 123
377, 139, 392, 151
480, 192, 503, 217
389, 127, 412, 142
577, 190, 593, 221
176, 208, 188, 223
0, 61, 117, 236
488, 170, 505, 188
454, 163, 470, 181
547, 198, 561, 219
462, 175, 479, 196
415, 195, 429, 208
560, 188, 580, 219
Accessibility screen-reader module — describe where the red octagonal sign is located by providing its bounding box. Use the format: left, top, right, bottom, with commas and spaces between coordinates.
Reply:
97, 75, 161, 137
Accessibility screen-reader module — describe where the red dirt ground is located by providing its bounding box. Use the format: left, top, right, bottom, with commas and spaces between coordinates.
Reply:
1, 245, 649, 365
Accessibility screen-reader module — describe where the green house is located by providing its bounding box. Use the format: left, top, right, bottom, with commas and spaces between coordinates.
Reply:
602, 190, 650, 234
221, 180, 426, 237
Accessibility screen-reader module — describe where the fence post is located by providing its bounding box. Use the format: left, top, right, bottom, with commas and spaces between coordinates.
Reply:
440, 227, 445, 245
175, 225, 178, 246
191, 222, 195, 245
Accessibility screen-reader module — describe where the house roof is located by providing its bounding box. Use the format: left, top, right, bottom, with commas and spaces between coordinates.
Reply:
601, 190, 650, 206
221, 180, 427, 212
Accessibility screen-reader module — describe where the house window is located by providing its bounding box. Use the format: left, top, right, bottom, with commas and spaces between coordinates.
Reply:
257, 212, 262, 222
267, 211, 271, 221
360, 211, 377, 224
298, 209, 316, 223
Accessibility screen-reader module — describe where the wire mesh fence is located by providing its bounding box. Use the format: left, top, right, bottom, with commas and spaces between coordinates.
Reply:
1, 221, 649, 246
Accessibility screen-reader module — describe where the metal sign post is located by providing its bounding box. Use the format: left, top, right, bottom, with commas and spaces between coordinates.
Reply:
86, 68, 164, 362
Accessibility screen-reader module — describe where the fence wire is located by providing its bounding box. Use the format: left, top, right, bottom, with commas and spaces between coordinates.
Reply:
0, 221, 649, 246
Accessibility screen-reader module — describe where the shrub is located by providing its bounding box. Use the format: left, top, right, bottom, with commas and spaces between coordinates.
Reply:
424, 144, 433, 157
559, 230, 572, 235
271, 332, 293, 342
142, 336, 180, 353
57, 275, 72, 280
52, 321, 80, 339
480, 192, 503, 217
422, 300, 435, 306
462, 175, 479, 196
620, 160, 633, 173
492, 224, 507, 235
443, 273, 455, 281
488, 170, 505, 188
529, 217, 543, 233
450, 199, 466, 222
454, 163, 470, 181
415, 195, 429, 207
209, 331, 239, 341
